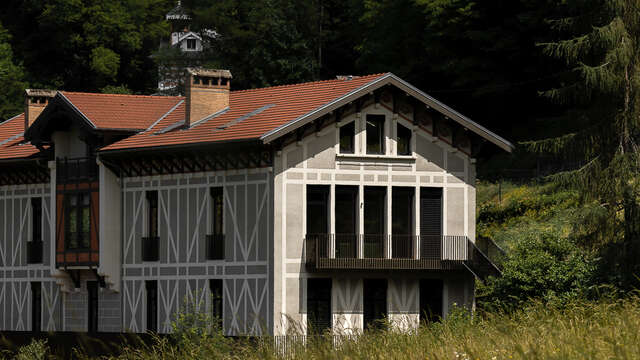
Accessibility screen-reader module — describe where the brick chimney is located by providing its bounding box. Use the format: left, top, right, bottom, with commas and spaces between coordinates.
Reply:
25, 89, 56, 131
185, 68, 232, 127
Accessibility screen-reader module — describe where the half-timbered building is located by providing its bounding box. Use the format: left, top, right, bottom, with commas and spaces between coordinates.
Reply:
0, 69, 512, 335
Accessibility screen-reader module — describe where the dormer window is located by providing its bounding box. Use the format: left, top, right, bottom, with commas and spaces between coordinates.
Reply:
187, 39, 196, 50
339, 122, 355, 154
397, 123, 412, 156
366, 114, 385, 155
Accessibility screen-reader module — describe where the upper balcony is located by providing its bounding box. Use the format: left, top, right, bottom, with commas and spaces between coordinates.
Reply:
304, 234, 501, 280
56, 157, 99, 184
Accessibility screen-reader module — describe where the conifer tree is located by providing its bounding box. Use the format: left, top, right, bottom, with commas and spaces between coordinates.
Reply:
526, 0, 640, 287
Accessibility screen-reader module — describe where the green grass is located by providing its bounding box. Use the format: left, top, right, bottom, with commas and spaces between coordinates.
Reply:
6, 297, 640, 359
476, 181, 586, 251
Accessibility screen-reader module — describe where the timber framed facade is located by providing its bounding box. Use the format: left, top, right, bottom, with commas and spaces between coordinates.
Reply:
0, 70, 511, 335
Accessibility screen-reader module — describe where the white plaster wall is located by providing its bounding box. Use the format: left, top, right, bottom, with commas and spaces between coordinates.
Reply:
98, 163, 121, 292
275, 100, 477, 335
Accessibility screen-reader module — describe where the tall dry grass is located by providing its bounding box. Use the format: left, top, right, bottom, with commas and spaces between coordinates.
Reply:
5, 297, 640, 360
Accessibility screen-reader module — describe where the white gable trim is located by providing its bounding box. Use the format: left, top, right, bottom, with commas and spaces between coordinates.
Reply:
260, 73, 514, 153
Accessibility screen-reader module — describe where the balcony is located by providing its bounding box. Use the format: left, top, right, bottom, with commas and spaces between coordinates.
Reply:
27, 240, 43, 264
206, 234, 225, 260
56, 248, 99, 267
56, 157, 98, 184
305, 234, 501, 280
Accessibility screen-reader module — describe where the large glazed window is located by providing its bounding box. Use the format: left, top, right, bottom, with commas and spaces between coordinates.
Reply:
307, 185, 329, 234
392, 187, 414, 258
335, 186, 358, 258
364, 187, 386, 258
339, 121, 355, 154
397, 123, 412, 155
307, 278, 332, 334
65, 193, 91, 250
366, 114, 385, 154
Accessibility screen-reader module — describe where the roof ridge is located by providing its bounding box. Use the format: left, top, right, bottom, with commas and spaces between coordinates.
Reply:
61, 91, 185, 100
231, 73, 389, 94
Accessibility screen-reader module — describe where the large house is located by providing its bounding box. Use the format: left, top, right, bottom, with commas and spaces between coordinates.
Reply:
0, 69, 512, 335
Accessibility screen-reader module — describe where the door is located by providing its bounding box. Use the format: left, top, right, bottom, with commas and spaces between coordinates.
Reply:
419, 279, 443, 323
307, 186, 329, 258
31, 282, 41, 332
87, 281, 99, 333
420, 188, 442, 258
364, 187, 386, 258
363, 279, 387, 330
307, 278, 332, 334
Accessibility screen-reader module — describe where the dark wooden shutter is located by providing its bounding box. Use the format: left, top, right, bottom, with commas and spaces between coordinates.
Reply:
420, 188, 442, 258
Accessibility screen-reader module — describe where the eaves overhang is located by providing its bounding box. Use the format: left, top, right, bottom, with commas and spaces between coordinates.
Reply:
260, 73, 515, 153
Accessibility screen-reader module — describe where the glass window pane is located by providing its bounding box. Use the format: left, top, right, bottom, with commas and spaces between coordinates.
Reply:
397, 123, 412, 155
366, 115, 385, 154
339, 122, 355, 154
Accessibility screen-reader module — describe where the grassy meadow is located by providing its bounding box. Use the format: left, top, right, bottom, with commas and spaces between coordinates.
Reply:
4, 297, 640, 360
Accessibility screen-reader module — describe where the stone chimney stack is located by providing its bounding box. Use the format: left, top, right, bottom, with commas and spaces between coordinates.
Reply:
185, 68, 232, 127
24, 89, 56, 132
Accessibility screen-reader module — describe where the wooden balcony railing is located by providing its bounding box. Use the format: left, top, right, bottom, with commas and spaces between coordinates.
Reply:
56, 248, 99, 267
56, 157, 98, 184
206, 234, 225, 260
305, 234, 502, 279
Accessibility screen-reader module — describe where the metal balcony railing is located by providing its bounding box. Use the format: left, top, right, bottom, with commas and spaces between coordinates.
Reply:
305, 234, 502, 279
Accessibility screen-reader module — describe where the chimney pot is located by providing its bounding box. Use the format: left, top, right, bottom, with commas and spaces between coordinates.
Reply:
185, 68, 232, 127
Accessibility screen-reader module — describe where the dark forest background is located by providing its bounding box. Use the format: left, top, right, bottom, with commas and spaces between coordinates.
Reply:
0, 0, 570, 160
2, 0, 640, 305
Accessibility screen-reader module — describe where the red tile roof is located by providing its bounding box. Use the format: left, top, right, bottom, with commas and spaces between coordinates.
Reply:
102, 73, 387, 151
0, 74, 388, 160
60, 92, 184, 131
0, 114, 40, 161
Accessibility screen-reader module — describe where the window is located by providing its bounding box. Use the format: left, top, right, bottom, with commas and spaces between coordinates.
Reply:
307, 278, 331, 334
31, 282, 41, 332
364, 187, 386, 258
397, 123, 412, 155
207, 188, 224, 260
339, 122, 355, 154
146, 280, 158, 332
419, 279, 443, 323
187, 38, 197, 50
147, 191, 158, 238
143, 191, 159, 262
66, 193, 91, 250
335, 186, 358, 258
210, 279, 223, 328
307, 186, 329, 235
28, 198, 43, 264
366, 114, 385, 154
32, 198, 42, 242
363, 279, 387, 330
87, 281, 99, 333
392, 188, 414, 258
